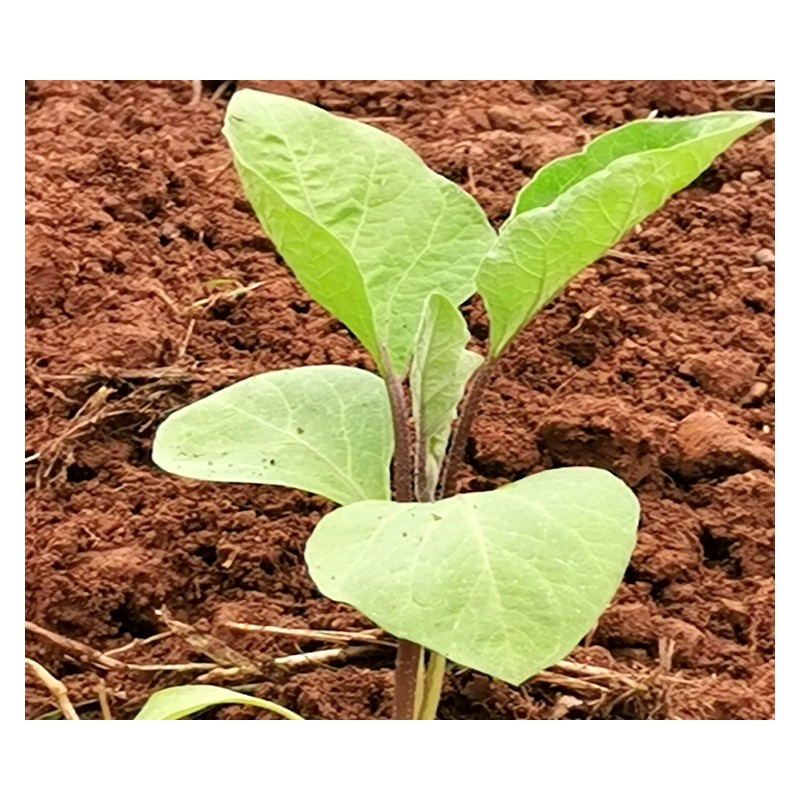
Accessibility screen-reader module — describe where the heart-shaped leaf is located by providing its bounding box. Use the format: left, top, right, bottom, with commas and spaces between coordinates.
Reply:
306, 467, 639, 684
153, 365, 393, 506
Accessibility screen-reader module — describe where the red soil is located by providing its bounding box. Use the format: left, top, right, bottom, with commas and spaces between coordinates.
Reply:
25, 80, 774, 719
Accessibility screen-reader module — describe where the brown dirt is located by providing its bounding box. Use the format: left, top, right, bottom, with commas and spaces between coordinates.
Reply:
25, 80, 775, 720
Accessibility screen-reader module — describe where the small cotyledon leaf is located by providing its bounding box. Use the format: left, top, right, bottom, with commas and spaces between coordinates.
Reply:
306, 467, 639, 685
477, 110, 774, 357
152, 365, 393, 506
223, 89, 496, 376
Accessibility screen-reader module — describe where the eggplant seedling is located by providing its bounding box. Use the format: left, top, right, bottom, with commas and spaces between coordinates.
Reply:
152, 90, 772, 720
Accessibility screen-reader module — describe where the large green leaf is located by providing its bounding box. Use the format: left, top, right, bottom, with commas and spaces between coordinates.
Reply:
134, 685, 304, 720
409, 293, 481, 499
477, 111, 774, 357
152, 365, 393, 506
224, 90, 496, 376
306, 467, 639, 684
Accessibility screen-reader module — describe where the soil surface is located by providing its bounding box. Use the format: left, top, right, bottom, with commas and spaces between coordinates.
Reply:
25, 80, 775, 720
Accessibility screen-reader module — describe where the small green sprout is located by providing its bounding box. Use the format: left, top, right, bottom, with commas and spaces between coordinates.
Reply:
152, 90, 772, 720
134, 685, 303, 720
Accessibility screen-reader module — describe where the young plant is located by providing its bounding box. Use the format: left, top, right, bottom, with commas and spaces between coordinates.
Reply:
153, 90, 772, 720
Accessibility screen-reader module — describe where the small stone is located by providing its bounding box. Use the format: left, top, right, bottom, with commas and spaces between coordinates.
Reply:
464, 108, 491, 130
159, 221, 180, 241
88, 209, 114, 227
677, 351, 759, 401
742, 381, 770, 404
664, 411, 775, 480
753, 248, 775, 266
740, 170, 762, 185
486, 104, 524, 132
719, 598, 749, 625
719, 183, 737, 195
462, 676, 492, 701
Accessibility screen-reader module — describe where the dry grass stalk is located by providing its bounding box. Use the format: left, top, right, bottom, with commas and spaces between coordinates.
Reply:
223, 621, 391, 646
25, 658, 80, 721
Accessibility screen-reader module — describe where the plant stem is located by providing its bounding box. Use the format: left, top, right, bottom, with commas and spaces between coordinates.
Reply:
400, 361, 497, 719
414, 645, 427, 717
439, 358, 495, 499
419, 652, 447, 720
415, 432, 434, 503
385, 369, 413, 505
394, 640, 424, 719
387, 356, 493, 718
384, 364, 426, 719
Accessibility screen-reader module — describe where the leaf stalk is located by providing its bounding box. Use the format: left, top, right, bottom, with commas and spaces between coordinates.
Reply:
439, 358, 495, 499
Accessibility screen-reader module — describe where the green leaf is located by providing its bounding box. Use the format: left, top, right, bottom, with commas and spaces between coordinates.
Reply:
477, 111, 774, 357
134, 686, 304, 720
306, 467, 639, 685
409, 294, 481, 498
153, 365, 393, 506
224, 89, 496, 376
